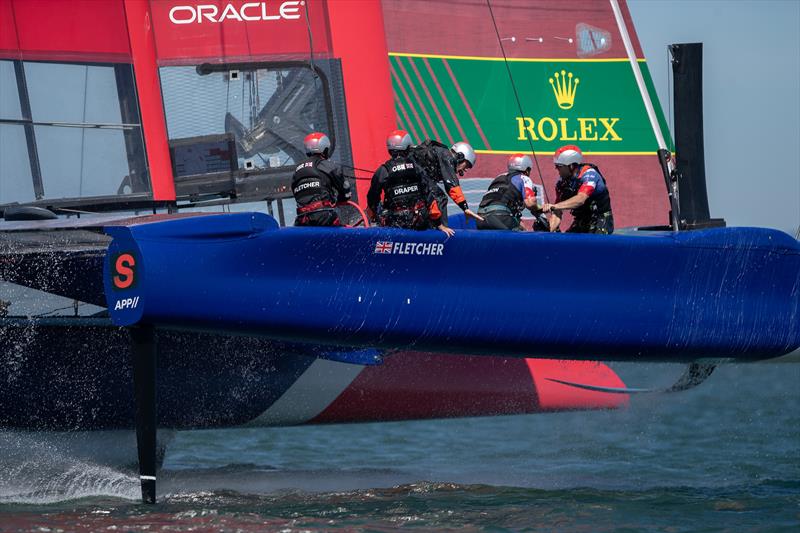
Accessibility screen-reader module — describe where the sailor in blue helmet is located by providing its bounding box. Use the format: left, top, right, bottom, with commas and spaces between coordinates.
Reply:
476, 153, 539, 230
367, 130, 455, 236
291, 132, 352, 226
543, 145, 614, 234
410, 139, 483, 222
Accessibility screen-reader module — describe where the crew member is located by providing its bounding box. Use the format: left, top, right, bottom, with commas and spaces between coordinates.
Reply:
367, 130, 455, 236
542, 145, 614, 234
476, 153, 538, 230
411, 139, 483, 222
291, 132, 351, 226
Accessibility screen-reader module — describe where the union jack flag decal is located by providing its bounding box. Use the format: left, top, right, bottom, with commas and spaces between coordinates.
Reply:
374, 241, 393, 254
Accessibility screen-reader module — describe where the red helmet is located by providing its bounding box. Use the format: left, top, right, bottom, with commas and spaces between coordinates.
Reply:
554, 145, 583, 166
386, 130, 412, 152
507, 153, 532, 173
304, 132, 331, 156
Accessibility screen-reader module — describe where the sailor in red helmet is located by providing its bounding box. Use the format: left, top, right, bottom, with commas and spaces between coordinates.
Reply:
543, 145, 614, 234
475, 153, 539, 230
367, 130, 455, 236
291, 132, 352, 226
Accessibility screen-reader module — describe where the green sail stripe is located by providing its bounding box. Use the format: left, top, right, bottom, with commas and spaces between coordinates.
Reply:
640, 62, 674, 151
393, 56, 444, 141
404, 56, 458, 145
424, 58, 486, 149
389, 57, 430, 140
418, 56, 471, 143
391, 82, 422, 142
388, 55, 673, 154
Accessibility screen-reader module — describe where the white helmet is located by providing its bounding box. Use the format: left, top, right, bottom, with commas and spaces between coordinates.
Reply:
451, 141, 476, 168
507, 153, 532, 173
386, 129, 412, 152
553, 145, 583, 166
304, 132, 331, 156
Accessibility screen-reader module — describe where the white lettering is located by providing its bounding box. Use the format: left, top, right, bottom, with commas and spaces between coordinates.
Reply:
168, 2, 303, 25
197, 5, 218, 23
114, 297, 140, 311
219, 3, 243, 21
280, 0, 302, 19
380, 241, 445, 256
390, 162, 415, 172
240, 2, 262, 21
294, 181, 320, 191
263, 1, 280, 20
394, 185, 418, 195
169, 5, 197, 24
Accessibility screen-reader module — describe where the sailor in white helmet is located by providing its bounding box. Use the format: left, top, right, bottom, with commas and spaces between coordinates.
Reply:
367, 130, 455, 236
410, 139, 483, 223
543, 145, 614, 234
475, 153, 538, 230
291, 132, 351, 226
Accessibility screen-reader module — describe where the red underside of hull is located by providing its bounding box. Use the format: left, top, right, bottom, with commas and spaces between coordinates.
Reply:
312, 354, 627, 424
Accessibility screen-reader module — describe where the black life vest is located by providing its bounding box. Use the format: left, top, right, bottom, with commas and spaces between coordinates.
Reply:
382, 155, 426, 211
411, 139, 450, 181
479, 172, 524, 218
567, 164, 612, 222
291, 155, 335, 211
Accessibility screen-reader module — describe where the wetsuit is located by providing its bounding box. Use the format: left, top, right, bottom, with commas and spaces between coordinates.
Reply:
367, 153, 443, 230
556, 163, 614, 234
291, 154, 351, 226
411, 140, 469, 221
476, 172, 536, 230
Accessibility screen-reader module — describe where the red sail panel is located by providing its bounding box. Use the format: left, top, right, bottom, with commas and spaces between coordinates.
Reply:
383, 0, 643, 59
125, 1, 176, 201
0, 0, 131, 62
0, 0, 19, 56
148, 0, 333, 64
327, 0, 397, 205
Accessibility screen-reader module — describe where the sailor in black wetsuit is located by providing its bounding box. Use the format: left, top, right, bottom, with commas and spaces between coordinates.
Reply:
367, 130, 455, 236
410, 139, 483, 222
543, 145, 614, 234
291, 132, 351, 227
476, 154, 539, 230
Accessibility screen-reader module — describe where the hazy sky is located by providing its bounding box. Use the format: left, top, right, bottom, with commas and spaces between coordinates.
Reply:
628, 0, 799, 235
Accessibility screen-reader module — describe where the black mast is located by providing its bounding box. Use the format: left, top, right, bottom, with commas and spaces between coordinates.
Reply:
670, 43, 725, 229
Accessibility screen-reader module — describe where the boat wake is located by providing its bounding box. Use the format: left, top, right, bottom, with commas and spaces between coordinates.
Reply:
0, 431, 139, 504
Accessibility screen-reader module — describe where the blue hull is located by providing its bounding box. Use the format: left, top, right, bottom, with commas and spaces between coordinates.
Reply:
104, 213, 800, 362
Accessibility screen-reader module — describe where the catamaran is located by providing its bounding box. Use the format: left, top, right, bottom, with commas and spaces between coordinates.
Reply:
1, 0, 797, 503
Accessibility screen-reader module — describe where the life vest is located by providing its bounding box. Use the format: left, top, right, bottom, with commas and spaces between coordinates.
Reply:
569, 164, 612, 222
411, 139, 450, 181
291, 155, 336, 213
382, 155, 426, 211
479, 172, 524, 218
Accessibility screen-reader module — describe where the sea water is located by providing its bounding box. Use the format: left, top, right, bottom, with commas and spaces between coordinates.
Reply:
0, 363, 798, 531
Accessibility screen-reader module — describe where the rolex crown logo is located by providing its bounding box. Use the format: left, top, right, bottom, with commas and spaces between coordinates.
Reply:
549, 70, 579, 110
